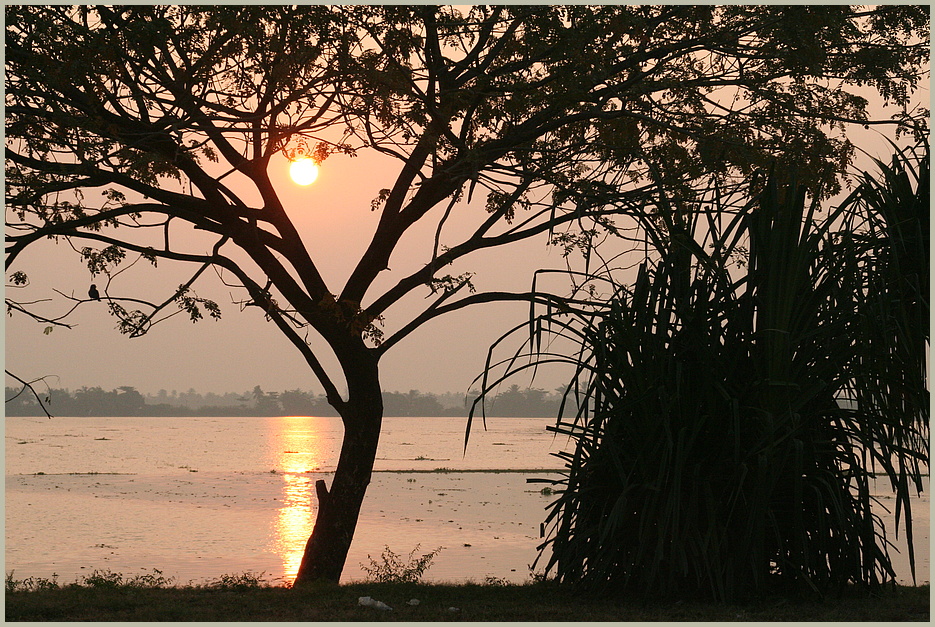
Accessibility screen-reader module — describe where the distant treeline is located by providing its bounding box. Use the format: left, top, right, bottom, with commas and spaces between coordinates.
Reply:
4, 384, 571, 418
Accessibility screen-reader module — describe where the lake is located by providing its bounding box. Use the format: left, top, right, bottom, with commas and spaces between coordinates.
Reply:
6, 415, 929, 586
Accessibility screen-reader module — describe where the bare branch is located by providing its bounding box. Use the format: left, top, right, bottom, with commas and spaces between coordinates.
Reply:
5, 370, 55, 418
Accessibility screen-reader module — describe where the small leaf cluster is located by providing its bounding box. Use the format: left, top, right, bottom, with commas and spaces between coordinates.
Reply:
8, 271, 29, 286
313, 293, 385, 346
81, 245, 126, 277
108, 302, 149, 336
175, 286, 221, 324
427, 272, 475, 295
371, 188, 392, 211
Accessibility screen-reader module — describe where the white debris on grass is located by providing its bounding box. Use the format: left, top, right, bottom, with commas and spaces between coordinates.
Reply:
358, 596, 392, 611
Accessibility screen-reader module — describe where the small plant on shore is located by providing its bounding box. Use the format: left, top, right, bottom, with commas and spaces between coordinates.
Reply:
6, 569, 175, 592
6, 571, 60, 592
81, 569, 125, 589
126, 569, 174, 588
204, 571, 269, 590
361, 544, 443, 583
80, 568, 175, 589
483, 575, 511, 586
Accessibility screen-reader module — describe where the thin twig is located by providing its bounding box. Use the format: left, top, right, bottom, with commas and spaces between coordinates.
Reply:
5, 370, 55, 418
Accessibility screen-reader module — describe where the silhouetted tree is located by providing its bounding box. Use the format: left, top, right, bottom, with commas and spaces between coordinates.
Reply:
114, 385, 145, 414
383, 389, 446, 416
278, 389, 317, 416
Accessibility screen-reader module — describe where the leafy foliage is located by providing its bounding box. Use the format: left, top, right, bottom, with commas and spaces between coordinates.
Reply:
6, 572, 60, 593
174, 286, 221, 324
361, 545, 443, 584
81, 245, 126, 277
204, 572, 269, 591
5, 568, 174, 592
481, 146, 929, 600
9, 270, 29, 286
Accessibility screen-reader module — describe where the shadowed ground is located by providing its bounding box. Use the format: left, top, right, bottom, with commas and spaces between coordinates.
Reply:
5, 580, 930, 622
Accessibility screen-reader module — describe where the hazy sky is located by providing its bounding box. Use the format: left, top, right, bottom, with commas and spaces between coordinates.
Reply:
4, 60, 928, 400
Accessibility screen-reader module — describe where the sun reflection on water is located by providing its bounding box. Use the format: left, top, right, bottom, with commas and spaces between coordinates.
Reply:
272, 416, 326, 581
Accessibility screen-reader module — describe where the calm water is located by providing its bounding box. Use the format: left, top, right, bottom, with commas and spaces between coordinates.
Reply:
6, 415, 929, 586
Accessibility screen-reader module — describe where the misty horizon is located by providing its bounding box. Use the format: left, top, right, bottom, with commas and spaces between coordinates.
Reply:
5, 382, 574, 418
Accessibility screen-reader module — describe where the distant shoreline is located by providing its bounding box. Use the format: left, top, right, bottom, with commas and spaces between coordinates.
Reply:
5, 384, 573, 418
4, 411, 557, 419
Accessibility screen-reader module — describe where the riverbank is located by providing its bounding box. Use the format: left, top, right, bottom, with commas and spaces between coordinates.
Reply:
5, 577, 929, 622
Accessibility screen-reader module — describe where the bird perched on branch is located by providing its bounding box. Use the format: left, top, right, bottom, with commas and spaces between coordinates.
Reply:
88, 284, 101, 301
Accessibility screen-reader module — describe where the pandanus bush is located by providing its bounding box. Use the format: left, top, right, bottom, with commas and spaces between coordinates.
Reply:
476, 144, 929, 600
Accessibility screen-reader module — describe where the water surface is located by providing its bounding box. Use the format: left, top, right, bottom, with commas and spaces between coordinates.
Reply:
6, 415, 928, 586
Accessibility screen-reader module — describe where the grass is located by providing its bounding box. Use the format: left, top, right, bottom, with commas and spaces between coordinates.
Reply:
5, 571, 929, 622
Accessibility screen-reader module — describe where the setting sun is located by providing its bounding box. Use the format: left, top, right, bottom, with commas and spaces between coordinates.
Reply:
289, 158, 319, 185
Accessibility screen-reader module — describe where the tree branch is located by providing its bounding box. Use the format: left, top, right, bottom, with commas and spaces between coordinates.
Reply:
5, 370, 55, 419
375, 289, 591, 356
211, 256, 346, 410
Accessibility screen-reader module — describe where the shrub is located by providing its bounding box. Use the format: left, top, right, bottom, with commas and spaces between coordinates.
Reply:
361, 545, 443, 583
481, 145, 929, 601
6, 571, 60, 592
81, 569, 126, 589
203, 571, 269, 590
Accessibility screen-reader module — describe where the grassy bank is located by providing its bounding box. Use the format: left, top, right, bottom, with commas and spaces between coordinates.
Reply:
5, 572, 929, 622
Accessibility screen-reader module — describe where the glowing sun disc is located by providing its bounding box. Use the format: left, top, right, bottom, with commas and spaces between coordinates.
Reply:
289, 158, 319, 185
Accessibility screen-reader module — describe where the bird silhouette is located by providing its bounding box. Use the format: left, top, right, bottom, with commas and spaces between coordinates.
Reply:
88, 284, 101, 300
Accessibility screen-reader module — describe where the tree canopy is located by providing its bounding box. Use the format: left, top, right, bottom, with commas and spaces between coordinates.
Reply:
7, 6, 928, 361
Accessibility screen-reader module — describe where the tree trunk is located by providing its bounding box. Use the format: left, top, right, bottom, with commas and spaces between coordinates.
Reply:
293, 355, 383, 585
